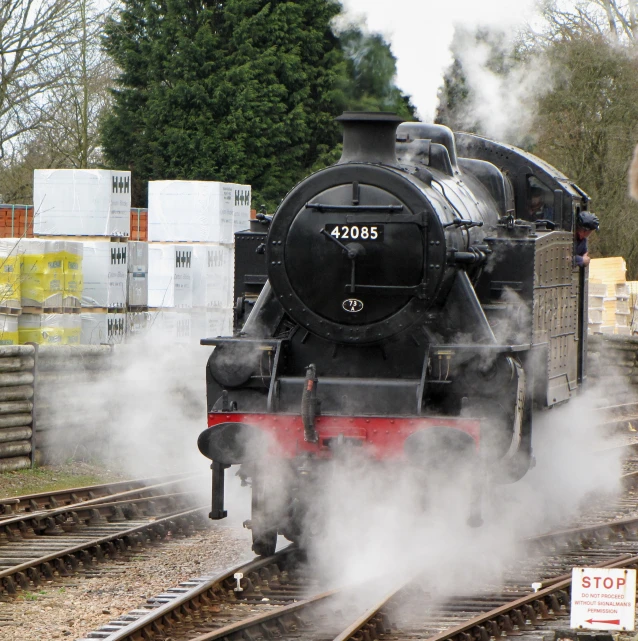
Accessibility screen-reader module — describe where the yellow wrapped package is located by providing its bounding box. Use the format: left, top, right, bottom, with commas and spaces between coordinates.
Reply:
20, 240, 63, 307
0, 240, 22, 311
63, 314, 81, 345
62, 241, 83, 309
18, 313, 65, 344
0, 254, 21, 311
0, 314, 19, 345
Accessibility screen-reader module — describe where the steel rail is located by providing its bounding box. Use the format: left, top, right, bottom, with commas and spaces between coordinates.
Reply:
0, 472, 195, 518
78, 546, 303, 641
0, 503, 207, 595
419, 553, 638, 641
0, 477, 201, 538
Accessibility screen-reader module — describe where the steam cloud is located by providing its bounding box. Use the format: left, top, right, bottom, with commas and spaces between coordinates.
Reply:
448, 25, 553, 144
41, 324, 628, 625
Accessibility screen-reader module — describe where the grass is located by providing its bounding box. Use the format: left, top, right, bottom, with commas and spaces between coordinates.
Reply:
0, 461, 128, 498
19, 590, 47, 601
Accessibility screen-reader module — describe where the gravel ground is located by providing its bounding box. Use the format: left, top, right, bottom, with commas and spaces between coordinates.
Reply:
0, 522, 254, 640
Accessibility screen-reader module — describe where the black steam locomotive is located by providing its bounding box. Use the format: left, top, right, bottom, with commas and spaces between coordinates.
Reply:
198, 112, 590, 555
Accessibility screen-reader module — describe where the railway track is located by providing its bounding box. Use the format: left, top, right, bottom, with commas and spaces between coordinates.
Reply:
1, 404, 634, 638
0, 473, 192, 519
75, 436, 638, 641
77, 514, 638, 641
595, 400, 638, 433
0, 475, 205, 596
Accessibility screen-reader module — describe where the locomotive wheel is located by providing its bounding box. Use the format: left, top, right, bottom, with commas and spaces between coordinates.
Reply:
252, 528, 278, 557
251, 473, 279, 557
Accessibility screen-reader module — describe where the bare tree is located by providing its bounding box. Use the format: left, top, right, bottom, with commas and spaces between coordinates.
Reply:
541, 1, 638, 42
38, 0, 115, 168
0, 1, 83, 161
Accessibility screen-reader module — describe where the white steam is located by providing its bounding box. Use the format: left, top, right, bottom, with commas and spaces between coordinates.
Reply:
297, 387, 624, 621
339, 0, 539, 121
449, 25, 553, 144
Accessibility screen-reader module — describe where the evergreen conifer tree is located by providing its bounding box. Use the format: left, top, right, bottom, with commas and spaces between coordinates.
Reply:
102, 0, 347, 207
102, 1, 416, 208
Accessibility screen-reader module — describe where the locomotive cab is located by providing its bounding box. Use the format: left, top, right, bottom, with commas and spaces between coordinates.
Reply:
199, 112, 590, 555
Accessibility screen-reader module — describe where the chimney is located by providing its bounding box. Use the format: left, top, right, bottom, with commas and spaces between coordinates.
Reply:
336, 112, 403, 166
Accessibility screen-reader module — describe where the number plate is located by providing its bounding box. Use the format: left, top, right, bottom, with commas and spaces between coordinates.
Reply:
323, 224, 384, 242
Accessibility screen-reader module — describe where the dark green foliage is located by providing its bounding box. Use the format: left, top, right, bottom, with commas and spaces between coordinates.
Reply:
101, 0, 414, 209
435, 57, 471, 131
338, 28, 415, 119
102, 0, 347, 208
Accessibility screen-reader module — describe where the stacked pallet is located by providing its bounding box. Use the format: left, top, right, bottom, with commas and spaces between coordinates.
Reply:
15, 240, 84, 345
0, 172, 250, 345
141, 180, 250, 343
589, 257, 631, 335
33, 169, 131, 345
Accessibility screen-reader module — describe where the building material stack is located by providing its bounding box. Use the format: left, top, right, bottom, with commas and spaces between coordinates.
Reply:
144, 180, 249, 343
33, 169, 131, 345
589, 257, 631, 335
14, 239, 84, 345
0, 239, 21, 345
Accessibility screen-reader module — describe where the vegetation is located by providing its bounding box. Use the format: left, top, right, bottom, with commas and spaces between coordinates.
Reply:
0, 1, 114, 204
0, 463, 126, 498
101, 0, 414, 209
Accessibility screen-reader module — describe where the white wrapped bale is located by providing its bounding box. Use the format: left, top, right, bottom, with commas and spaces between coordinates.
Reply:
33, 169, 131, 236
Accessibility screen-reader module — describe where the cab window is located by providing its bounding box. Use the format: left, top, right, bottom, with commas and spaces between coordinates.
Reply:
526, 176, 555, 222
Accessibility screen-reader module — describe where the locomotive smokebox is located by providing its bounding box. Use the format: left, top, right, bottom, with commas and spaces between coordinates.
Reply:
198, 423, 270, 465
336, 111, 403, 166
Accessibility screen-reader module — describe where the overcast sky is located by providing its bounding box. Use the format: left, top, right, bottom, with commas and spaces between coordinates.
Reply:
341, 0, 539, 121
